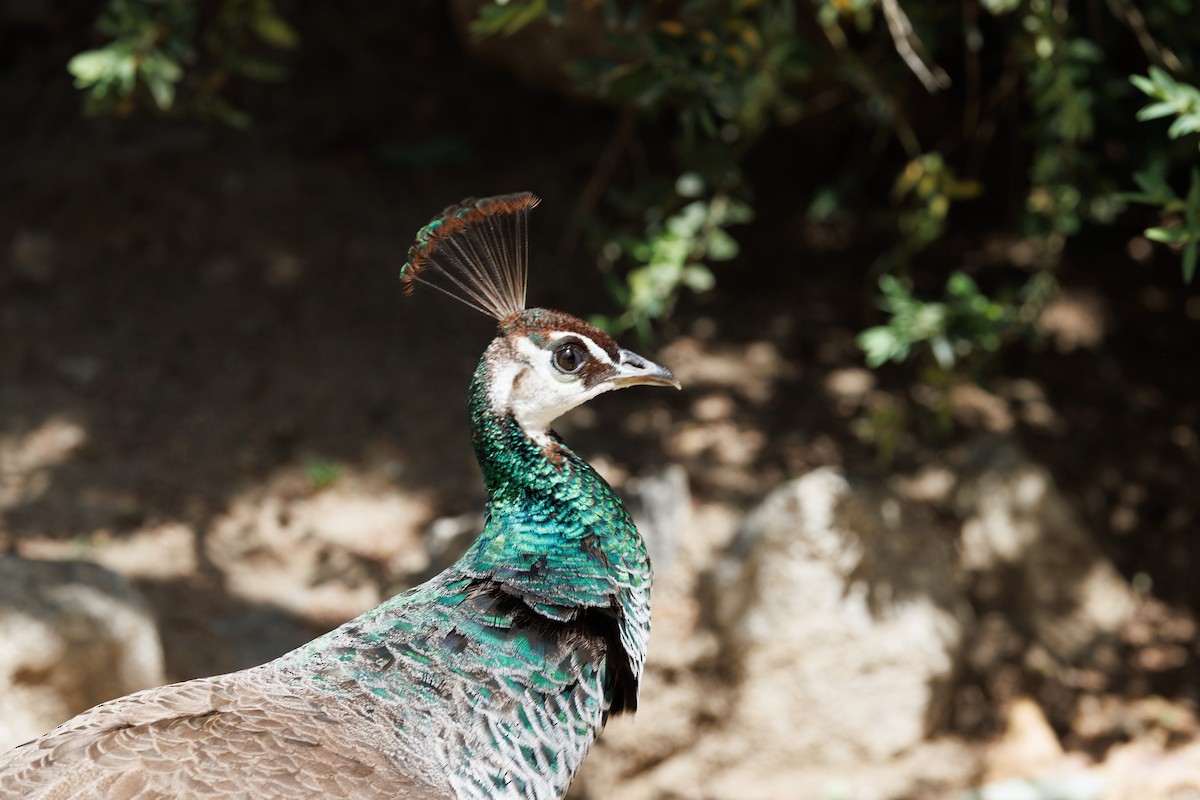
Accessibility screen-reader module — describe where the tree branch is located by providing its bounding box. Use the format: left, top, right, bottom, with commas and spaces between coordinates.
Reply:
879, 0, 951, 93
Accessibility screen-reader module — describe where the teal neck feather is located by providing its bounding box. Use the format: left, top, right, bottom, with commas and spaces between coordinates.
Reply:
461, 342, 651, 707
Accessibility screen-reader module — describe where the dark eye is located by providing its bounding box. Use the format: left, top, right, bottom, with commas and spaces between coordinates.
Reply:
552, 342, 587, 374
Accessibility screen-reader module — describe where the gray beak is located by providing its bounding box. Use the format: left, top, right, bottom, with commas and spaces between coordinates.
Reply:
612, 348, 682, 390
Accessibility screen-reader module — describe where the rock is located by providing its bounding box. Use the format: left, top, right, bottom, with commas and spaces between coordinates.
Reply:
955, 438, 1137, 665
570, 491, 736, 800
0, 555, 166, 751
964, 773, 1107, 800
205, 478, 432, 625
984, 697, 1067, 783
581, 441, 1132, 799
711, 467, 968, 766
703, 738, 981, 800
623, 464, 691, 572
18, 523, 197, 581
1098, 738, 1200, 800
424, 512, 484, 574
970, 737, 1200, 800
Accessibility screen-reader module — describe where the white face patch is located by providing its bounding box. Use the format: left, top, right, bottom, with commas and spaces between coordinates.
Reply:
490, 333, 617, 443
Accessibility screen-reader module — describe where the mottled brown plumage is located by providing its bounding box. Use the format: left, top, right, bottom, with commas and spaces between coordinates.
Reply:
0, 666, 451, 799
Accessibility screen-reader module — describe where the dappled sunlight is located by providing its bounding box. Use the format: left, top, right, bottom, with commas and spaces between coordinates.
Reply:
1037, 289, 1107, 352
2, 4, 1199, 796
10, 456, 440, 628
206, 463, 437, 626
657, 336, 792, 405
18, 523, 197, 581
0, 417, 87, 513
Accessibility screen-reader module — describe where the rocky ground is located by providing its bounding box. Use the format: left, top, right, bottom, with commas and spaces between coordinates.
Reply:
2, 4, 1200, 799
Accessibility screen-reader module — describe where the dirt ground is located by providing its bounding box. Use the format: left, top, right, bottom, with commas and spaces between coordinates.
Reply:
2, 3, 1200, 797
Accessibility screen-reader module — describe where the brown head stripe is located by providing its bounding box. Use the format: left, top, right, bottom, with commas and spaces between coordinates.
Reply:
501, 308, 621, 361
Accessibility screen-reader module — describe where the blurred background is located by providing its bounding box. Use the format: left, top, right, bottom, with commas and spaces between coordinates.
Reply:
2, 1, 1199, 797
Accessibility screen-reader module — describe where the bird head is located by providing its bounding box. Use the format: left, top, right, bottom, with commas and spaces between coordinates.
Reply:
487, 308, 679, 438
400, 192, 680, 440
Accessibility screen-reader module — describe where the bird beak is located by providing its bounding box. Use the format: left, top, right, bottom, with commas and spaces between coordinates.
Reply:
611, 348, 682, 390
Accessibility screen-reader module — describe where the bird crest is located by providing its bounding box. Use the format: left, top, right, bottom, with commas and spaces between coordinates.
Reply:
401, 192, 540, 320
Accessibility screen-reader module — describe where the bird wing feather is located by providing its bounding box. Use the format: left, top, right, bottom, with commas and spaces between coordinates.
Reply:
0, 669, 452, 800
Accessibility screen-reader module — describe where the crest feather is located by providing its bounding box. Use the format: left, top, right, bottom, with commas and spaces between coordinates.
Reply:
401, 192, 540, 320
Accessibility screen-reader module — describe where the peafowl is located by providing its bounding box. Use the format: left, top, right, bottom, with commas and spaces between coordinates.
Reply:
0, 192, 679, 800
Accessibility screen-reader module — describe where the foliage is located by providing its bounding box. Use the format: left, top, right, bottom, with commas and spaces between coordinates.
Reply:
305, 460, 343, 491
858, 273, 1016, 370
890, 153, 983, 266
66, 1, 1200, 366
474, 0, 811, 148
466, 0, 1200, 356
67, 0, 297, 125
1132, 67, 1200, 144
472, 0, 560, 37
591, 174, 752, 338
474, 0, 806, 334
67, 0, 193, 114
1128, 68, 1200, 281
1124, 163, 1200, 283
1018, 4, 1103, 246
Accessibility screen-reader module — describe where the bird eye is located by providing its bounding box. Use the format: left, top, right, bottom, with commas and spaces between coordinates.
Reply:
552, 342, 587, 374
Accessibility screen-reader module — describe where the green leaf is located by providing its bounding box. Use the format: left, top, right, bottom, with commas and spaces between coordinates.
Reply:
471, 0, 548, 38
1065, 38, 1101, 62
808, 187, 842, 220
139, 51, 182, 109
67, 49, 117, 86
1187, 167, 1200, 220
1148, 66, 1175, 92
946, 271, 978, 297
145, 74, 175, 109
305, 460, 343, 490
705, 228, 739, 260
114, 53, 137, 93
1137, 102, 1180, 122
858, 326, 901, 368
675, 172, 705, 198
930, 337, 955, 369
1129, 73, 1156, 97
252, 12, 299, 49
1132, 167, 1167, 196
1145, 226, 1185, 244
681, 264, 715, 291
1184, 242, 1198, 283
722, 200, 754, 225
211, 99, 252, 129
1171, 114, 1200, 139
229, 56, 288, 81
667, 201, 707, 237
980, 0, 1021, 15
142, 50, 182, 81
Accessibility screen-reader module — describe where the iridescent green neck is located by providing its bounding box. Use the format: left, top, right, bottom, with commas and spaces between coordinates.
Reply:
468, 349, 537, 499
465, 343, 611, 519
462, 343, 651, 707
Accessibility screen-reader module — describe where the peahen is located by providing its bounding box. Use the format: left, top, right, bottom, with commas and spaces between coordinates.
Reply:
0, 192, 678, 800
